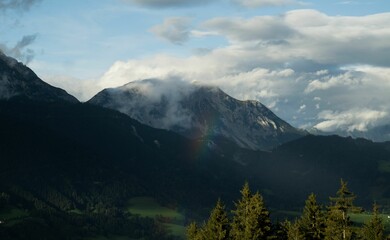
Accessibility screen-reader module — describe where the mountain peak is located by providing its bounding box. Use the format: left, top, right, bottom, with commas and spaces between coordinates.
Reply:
88, 79, 305, 150
0, 53, 78, 103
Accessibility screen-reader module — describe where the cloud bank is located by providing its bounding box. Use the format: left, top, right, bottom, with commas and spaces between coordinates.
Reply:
202, 10, 390, 67
60, 9, 390, 134
315, 109, 388, 132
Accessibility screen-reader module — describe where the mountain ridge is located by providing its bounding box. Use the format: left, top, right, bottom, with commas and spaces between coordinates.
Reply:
309, 124, 390, 143
88, 79, 306, 150
0, 52, 78, 103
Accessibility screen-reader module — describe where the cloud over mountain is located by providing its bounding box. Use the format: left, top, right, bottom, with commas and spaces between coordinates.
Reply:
0, 34, 38, 64
89, 78, 305, 150
96, 10, 390, 134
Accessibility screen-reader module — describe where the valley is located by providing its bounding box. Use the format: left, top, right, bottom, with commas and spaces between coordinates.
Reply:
1, 53, 390, 239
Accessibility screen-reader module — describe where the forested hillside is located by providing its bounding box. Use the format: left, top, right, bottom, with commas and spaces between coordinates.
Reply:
1, 97, 390, 239
187, 182, 389, 239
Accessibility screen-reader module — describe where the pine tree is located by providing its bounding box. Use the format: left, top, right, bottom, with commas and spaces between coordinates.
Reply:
187, 200, 230, 240
187, 222, 203, 240
298, 193, 325, 239
286, 220, 305, 240
230, 182, 251, 240
274, 221, 289, 240
203, 199, 230, 240
360, 203, 385, 240
324, 179, 357, 240
230, 182, 273, 240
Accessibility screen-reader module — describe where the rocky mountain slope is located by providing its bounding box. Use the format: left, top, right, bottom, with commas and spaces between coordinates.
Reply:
0, 52, 78, 103
88, 79, 305, 150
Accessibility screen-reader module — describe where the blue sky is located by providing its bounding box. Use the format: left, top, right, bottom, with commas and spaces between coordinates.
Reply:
1, 0, 390, 133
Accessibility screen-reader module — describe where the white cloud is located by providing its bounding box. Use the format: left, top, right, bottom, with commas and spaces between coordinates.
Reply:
304, 71, 361, 93
316, 69, 328, 76
344, 65, 390, 88
233, 0, 301, 8
203, 15, 296, 43
124, 0, 214, 8
98, 54, 297, 104
298, 104, 306, 112
190, 30, 218, 38
201, 10, 390, 68
115, 79, 196, 129
150, 17, 192, 45
314, 109, 388, 132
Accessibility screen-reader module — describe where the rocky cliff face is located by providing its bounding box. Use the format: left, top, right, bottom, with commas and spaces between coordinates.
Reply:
88, 79, 305, 150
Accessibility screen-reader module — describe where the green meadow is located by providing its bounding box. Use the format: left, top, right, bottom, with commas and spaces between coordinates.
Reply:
126, 197, 184, 220
125, 197, 186, 237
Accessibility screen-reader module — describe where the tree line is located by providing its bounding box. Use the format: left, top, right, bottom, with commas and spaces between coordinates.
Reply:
187, 180, 387, 240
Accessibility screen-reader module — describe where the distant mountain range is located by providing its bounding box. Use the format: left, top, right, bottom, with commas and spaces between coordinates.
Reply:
310, 125, 390, 143
88, 79, 305, 150
1, 53, 390, 239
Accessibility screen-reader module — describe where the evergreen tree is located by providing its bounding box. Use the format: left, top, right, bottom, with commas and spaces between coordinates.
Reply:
286, 220, 305, 240
324, 179, 357, 240
273, 221, 289, 240
187, 222, 203, 240
203, 199, 230, 240
230, 182, 273, 240
298, 193, 325, 239
187, 200, 229, 240
360, 203, 384, 240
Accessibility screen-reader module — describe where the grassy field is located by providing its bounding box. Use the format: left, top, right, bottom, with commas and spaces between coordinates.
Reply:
126, 197, 184, 221
126, 197, 186, 237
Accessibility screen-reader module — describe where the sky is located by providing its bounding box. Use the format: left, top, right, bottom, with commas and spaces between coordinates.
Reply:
1, 0, 390, 132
